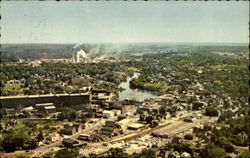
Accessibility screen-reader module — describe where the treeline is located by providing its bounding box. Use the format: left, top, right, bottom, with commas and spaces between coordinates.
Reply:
1, 62, 132, 96
1, 44, 247, 62
125, 52, 248, 99
1, 44, 74, 62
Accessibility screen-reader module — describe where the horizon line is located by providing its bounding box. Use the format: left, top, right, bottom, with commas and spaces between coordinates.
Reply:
1, 42, 249, 45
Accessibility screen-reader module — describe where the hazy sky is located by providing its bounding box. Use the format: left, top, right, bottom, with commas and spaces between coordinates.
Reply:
1, 1, 249, 43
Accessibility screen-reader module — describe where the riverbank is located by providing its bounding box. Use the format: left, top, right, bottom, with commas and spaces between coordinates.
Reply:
118, 73, 154, 101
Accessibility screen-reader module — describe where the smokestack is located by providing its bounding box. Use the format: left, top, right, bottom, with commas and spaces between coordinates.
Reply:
72, 49, 75, 63
72, 43, 82, 63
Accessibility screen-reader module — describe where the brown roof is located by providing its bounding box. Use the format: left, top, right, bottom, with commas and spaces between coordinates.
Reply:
71, 77, 90, 86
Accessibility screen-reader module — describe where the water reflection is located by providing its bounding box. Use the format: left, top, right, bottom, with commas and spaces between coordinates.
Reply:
119, 73, 154, 101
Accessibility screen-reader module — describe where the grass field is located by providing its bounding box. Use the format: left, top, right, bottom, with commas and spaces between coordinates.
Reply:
143, 83, 169, 92
126, 66, 140, 72
3, 83, 27, 94
10, 119, 60, 136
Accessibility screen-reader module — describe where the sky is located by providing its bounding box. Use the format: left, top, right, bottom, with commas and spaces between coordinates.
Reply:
1, 1, 249, 44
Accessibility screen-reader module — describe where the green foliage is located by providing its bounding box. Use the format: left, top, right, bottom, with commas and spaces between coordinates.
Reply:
36, 131, 44, 142
238, 150, 250, 158
23, 121, 37, 131
2, 83, 26, 95
159, 105, 167, 114
0, 128, 37, 152
137, 149, 156, 158
106, 148, 129, 158
210, 116, 249, 149
214, 136, 235, 153
126, 52, 248, 99
204, 107, 219, 117
166, 143, 194, 156
54, 149, 79, 158
1, 62, 132, 96
58, 108, 78, 121
200, 143, 227, 158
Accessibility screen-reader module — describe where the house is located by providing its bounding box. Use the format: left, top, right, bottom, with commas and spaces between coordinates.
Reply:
102, 110, 114, 118
161, 97, 177, 105
151, 132, 169, 138
78, 134, 91, 141
127, 123, 145, 130
60, 123, 82, 135
71, 77, 91, 87
71, 77, 92, 92
172, 136, 182, 143
35, 103, 57, 113
43, 133, 60, 144
137, 104, 161, 115
166, 151, 180, 158
22, 106, 36, 113
125, 98, 144, 106
92, 89, 110, 95
5, 108, 17, 117
5, 119, 17, 126
181, 152, 191, 158
99, 121, 121, 136
120, 105, 137, 115
192, 101, 207, 110
7, 80, 15, 84
62, 138, 79, 148
44, 136, 53, 144
44, 106, 57, 113
151, 120, 159, 127
235, 132, 248, 145
91, 89, 114, 103
183, 116, 196, 123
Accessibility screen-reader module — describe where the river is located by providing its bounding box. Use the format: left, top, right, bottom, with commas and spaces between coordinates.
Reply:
118, 73, 154, 101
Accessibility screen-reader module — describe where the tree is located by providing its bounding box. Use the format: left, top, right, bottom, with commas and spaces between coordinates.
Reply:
36, 131, 44, 142
204, 107, 219, 117
145, 115, 154, 124
215, 136, 235, 153
238, 150, 250, 158
159, 105, 166, 114
200, 143, 227, 158
24, 121, 37, 130
1, 128, 36, 152
107, 148, 128, 158
54, 149, 79, 158
138, 149, 156, 158
58, 109, 77, 121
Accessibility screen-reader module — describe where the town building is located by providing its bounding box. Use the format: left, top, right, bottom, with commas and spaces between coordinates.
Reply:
35, 103, 57, 113
99, 121, 121, 136
60, 123, 82, 135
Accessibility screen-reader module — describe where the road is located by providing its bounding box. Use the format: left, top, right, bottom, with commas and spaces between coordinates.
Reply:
1, 114, 216, 157
30, 121, 103, 157
80, 116, 216, 156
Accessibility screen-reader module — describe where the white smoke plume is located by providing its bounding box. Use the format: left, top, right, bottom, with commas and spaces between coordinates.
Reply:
73, 43, 82, 49
76, 49, 88, 63
72, 43, 131, 62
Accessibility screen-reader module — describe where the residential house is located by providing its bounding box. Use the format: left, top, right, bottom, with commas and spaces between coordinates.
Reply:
127, 123, 145, 130
5, 108, 17, 117
99, 121, 121, 136
71, 77, 91, 92
192, 101, 207, 110
60, 123, 82, 135
91, 89, 114, 104
62, 138, 79, 148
